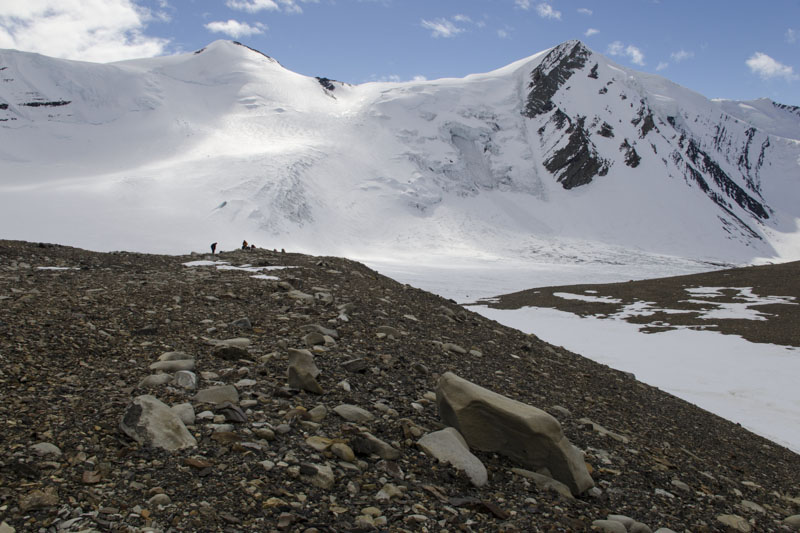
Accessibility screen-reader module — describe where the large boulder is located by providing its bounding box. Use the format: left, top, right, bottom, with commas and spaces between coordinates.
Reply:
436, 372, 593, 495
120, 395, 197, 451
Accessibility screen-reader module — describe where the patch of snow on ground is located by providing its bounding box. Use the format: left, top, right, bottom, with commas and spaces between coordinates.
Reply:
473, 305, 800, 453
553, 292, 622, 304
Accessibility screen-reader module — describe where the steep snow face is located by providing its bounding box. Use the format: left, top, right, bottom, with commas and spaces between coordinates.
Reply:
0, 40, 798, 265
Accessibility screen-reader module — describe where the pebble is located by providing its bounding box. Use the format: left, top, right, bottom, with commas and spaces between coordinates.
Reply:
174, 370, 198, 389
171, 403, 196, 425
138, 374, 172, 388
333, 404, 374, 423
783, 515, 800, 530
0, 523, 14, 533
375, 483, 404, 500
591, 519, 627, 533
194, 385, 239, 405
717, 514, 751, 532
148, 493, 172, 506
149, 358, 195, 372
30, 442, 62, 456
331, 443, 355, 462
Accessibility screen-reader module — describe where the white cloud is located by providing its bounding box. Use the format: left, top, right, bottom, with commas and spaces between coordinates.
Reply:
536, 3, 562, 20
205, 19, 266, 38
0, 0, 169, 63
670, 49, 694, 62
656, 61, 668, 71
746, 52, 798, 81
607, 41, 645, 66
453, 14, 472, 23
584, 28, 599, 37
226, 0, 316, 14
515, 0, 531, 9
421, 18, 464, 38
577, 8, 593, 15
787, 28, 797, 44
226, 0, 279, 12
498, 29, 510, 39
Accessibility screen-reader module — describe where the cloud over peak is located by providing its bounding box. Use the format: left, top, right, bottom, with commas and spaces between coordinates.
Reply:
746, 52, 797, 81
607, 41, 645, 66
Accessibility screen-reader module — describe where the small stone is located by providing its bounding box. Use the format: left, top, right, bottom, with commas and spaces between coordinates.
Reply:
607, 515, 635, 528
31, 442, 62, 457
217, 402, 247, 423
19, 489, 59, 512
361, 507, 382, 517
0, 521, 15, 533
149, 359, 195, 372
254, 427, 276, 440
442, 342, 467, 354
194, 385, 239, 405
630, 523, 652, 533
376, 326, 401, 339
670, 479, 690, 492
213, 344, 250, 361
235, 378, 257, 388
231, 317, 252, 329
591, 520, 627, 533
342, 358, 368, 373
740, 500, 765, 514
331, 443, 355, 462
306, 436, 333, 452
120, 395, 197, 451
783, 515, 800, 530
354, 515, 374, 529
302, 463, 335, 489
174, 370, 197, 390
418, 428, 488, 487
149, 493, 172, 506
333, 404, 374, 423
287, 349, 323, 394
138, 374, 172, 388
303, 332, 326, 347
158, 351, 192, 361
717, 515, 751, 532
308, 405, 328, 422
375, 483, 403, 500
352, 432, 400, 460
511, 468, 573, 499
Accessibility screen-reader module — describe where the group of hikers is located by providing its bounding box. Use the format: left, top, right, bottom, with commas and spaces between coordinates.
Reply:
209, 240, 257, 254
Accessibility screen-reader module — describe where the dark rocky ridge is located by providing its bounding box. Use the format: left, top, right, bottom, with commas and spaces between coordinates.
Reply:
1, 240, 799, 532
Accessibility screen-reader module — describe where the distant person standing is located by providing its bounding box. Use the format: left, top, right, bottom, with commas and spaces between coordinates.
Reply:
211, 242, 217, 254
242, 240, 249, 250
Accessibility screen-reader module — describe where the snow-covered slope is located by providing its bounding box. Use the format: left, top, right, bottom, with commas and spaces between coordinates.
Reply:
1, 40, 798, 265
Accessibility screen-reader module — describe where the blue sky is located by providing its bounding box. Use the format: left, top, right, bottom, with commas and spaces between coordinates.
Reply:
1, 0, 798, 105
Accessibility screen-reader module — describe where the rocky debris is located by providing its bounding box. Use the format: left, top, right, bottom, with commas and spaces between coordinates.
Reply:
212, 344, 249, 361
149, 358, 195, 372
437, 371, 594, 495
717, 514, 752, 532
1, 240, 798, 532
784, 515, 800, 530
418, 428, 488, 487
119, 395, 197, 450
30, 442, 61, 457
287, 348, 323, 393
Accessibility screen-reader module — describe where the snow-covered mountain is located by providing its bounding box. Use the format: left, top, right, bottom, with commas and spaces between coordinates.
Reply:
1, 40, 798, 265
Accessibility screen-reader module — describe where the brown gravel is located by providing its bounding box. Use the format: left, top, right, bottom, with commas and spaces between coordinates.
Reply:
1, 240, 798, 532
482, 261, 800, 347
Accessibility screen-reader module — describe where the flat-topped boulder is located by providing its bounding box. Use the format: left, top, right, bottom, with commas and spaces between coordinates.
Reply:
436, 372, 593, 495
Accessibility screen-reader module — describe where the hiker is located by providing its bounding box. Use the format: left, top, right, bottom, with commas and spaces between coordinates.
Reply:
242, 240, 248, 250
210, 242, 217, 254
250, 244, 256, 250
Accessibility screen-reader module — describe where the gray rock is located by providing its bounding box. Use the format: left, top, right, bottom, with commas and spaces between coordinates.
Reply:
717, 515, 751, 532
194, 385, 239, 405
442, 343, 467, 354
301, 463, 335, 489
206, 337, 251, 348
0, 521, 15, 533
138, 374, 173, 388
149, 493, 172, 506
671, 479, 691, 492
607, 515, 635, 528
436, 372, 593, 495
740, 500, 765, 514
30, 442, 62, 457
231, 317, 252, 329
333, 404, 375, 423
783, 515, 800, 530
287, 290, 314, 302
212, 344, 250, 361
331, 443, 355, 462
287, 349, 322, 394
307, 405, 328, 422
174, 370, 197, 390
171, 403, 196, 426
418, 428, 488, 487
578, 418, 630, 444
218, 402, 247, 423
591, 520, 627, 533
352, 432, 401, 460
653, 529, 678, 533
120, 395, 197, 451
630, 523, 652, 533
300, 324, 339, 339
158, 351, 192, 361
342, 358, 368, 373
511, 468, 573, 499
149, 359, 195, 372
376, 326, 401, 338
303, 332, 326, 347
